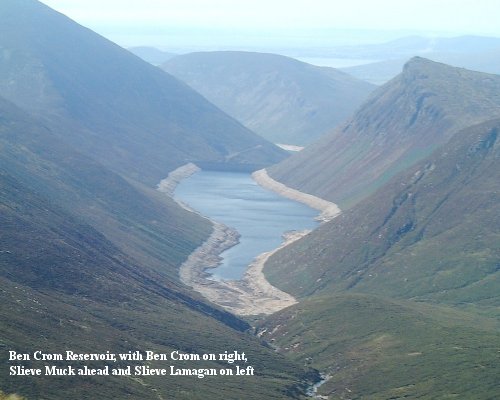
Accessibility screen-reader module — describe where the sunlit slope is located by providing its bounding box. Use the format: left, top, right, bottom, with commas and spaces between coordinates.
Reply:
163, 51, 375, 145
0, 0, 286, 184
267, 58, 500, 208
265, 118, 500, 312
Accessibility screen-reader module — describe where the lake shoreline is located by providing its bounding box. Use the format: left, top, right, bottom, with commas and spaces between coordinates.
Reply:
158, 164, 298, 315
252, 169, 341, 222
158, 164, 327, 316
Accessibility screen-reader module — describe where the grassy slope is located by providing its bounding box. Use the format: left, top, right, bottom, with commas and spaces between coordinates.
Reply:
259, 294, 500, 399
163, 51, 375, 145
259, 119, 500, 399
265, 118, 500, 312
268, 57, 500, 208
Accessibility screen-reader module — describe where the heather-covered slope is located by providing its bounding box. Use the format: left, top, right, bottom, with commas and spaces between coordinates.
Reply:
0, 0, 286, 184
163, 51, 375, 145
0, 1, 311, 398
268, 57, 500, 208
0, 96, 209, 279
0, 87, 311, 400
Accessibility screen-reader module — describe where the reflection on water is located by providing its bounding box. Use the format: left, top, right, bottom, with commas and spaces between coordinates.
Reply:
175, 170, 318, 280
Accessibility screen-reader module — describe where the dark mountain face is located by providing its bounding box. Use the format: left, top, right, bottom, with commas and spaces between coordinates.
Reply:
0, 2, 308, 398
268, 57, 500, 208
163, 51, 375, 145
0, 92, 311, 399
0, 0, 286, 184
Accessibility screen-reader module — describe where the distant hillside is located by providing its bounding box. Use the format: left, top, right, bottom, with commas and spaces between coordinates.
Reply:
128, 46, 177, 65
268, 58, 500, 208
163, 51, 375, 145
342, 48, 500, 85
330, 35, 500, 60
0, 0, 286, 185
337, 35, 500, 84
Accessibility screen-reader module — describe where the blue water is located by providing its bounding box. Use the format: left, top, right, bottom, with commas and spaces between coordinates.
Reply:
174, 170, 319, 280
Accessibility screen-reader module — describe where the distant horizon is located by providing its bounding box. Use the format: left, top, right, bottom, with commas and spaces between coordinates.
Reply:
38, 0, 500, 52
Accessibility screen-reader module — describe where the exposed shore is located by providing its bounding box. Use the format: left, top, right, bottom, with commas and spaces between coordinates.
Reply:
252, 169, 341, 222
157, 162, 200, 196
158, 163, 338, 316
179, 224, 302, 316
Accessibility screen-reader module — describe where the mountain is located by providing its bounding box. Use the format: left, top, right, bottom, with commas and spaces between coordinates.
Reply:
258, 118, 500, 399
128, 46, 177, 65
267, 58, 500, 208
0, 0, 286, 185
0, 1, 311, 398
265, 117, 500, 306
163, 51, 375, 145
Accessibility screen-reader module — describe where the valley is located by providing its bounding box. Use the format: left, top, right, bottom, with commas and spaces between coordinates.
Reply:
1, 1, 499, 399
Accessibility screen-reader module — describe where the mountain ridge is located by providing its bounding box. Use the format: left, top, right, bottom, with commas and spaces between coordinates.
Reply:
163, 51, 375, 145
267, 57, 500, 207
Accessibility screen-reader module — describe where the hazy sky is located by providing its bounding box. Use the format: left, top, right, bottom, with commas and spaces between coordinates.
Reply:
39, 0, 500, 49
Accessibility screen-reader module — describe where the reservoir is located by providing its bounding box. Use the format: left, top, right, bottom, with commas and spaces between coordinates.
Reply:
174, 170, 319, 280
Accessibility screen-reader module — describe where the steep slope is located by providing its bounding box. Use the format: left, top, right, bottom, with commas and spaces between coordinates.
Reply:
0, 95, 210, 279
163, 51, 375, 145
265, 118, 500, 311
0, 0, 286, 184
0, 92, 312, 399
268, 57, 500, 207
258, 116, 500, 400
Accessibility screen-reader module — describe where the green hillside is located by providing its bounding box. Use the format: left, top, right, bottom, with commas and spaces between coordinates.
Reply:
265, 118, 500, 312
163, 51, 375, 145
259, 294, 500, 399
258, 116, 500, 399
268, 57, 500, 208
